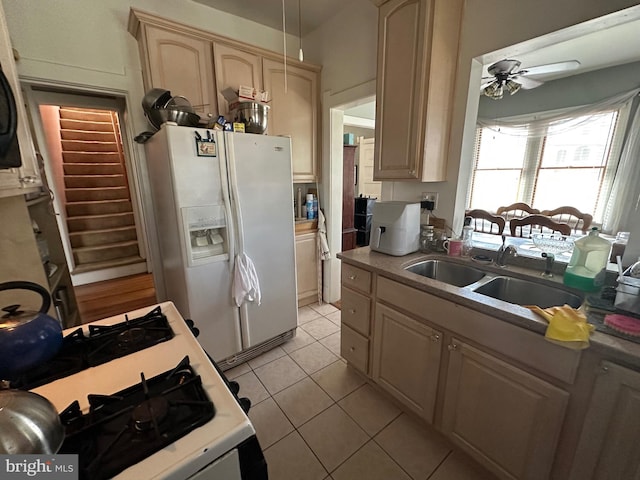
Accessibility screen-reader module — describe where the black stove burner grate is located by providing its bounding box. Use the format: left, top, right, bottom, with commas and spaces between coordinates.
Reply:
11, 306, 174, 390
58, 356, 215, 480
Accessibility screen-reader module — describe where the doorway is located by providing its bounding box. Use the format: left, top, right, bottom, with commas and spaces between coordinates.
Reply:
23, 86, 152, 322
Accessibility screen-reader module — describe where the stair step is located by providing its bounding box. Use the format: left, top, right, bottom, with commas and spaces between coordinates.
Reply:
63, 163, 124, 175
65, 187, 129, 202
64, 174, 126, 188
60, 109, 113, 123
67, 212, 134, 232
61, 140, 119, 153
60, 130, 117, 142
73, 241, 140, 265
66, 200, 132, 217
69, 226, 138, 248
60, 119, 112, 132
63, 152, 121, 163
72, 256, 145, 275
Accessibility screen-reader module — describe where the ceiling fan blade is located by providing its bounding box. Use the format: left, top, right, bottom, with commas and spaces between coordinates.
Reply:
513, 76, 545, 90
480, 80, 496, 90
517, 60, 580, 77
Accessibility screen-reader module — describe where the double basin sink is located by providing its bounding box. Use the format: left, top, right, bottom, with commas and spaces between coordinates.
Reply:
406, 259, 583, 309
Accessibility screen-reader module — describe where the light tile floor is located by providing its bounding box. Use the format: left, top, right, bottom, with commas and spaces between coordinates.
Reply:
226, 302, 498, 480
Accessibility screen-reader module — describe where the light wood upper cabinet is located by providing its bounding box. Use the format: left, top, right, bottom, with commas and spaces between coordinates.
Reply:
569, 361, 640, 480
442, 340, 569, 480
374, 0, 462, 181
373, 302, 442, 421
139, 25, 217, 118
213, 44, 262, 116
263, 58, 319, 183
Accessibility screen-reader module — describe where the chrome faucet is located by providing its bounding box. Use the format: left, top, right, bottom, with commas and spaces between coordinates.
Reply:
495, 235, 517, 267
541, 252, 555, 277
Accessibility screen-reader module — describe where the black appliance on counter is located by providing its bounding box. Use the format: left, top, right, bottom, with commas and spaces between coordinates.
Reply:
0, 67, 21, 168
355, 196, 376, 247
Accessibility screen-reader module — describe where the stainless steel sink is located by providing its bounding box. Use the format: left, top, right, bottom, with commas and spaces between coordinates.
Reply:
472, 276, 583, 309
406, 260, 486, 287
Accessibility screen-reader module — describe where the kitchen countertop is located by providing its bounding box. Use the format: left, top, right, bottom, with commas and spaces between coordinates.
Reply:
338, 246, 640, 369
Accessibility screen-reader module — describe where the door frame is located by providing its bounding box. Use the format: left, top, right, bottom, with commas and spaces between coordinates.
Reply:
22, 82, 152, 285
321, 80, 376, 303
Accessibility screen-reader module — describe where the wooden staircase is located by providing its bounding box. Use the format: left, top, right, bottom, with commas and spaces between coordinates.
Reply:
60, 108, 143, 273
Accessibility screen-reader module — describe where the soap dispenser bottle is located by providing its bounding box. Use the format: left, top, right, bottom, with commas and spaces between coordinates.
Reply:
563, 227, 611, 291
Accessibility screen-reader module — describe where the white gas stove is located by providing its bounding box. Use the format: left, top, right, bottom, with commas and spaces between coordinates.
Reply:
30, 301, 264, 480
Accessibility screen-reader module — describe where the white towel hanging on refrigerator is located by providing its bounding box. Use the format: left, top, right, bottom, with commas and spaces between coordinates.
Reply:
233, 252, 261, 307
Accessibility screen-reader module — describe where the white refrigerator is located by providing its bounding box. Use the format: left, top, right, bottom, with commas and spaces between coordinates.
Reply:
145, 124, 298, 366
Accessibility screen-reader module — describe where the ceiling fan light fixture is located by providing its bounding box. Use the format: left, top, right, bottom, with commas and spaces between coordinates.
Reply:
505, 79, 521, 95
483, 82, 503, 100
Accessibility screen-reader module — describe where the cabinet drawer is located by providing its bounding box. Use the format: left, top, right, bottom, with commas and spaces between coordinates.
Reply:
342, 264, 372, 294
341, 288, 371, 336
341, 325, 369, 374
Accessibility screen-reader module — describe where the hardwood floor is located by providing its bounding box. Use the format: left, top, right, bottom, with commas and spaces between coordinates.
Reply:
75, 273, 157, 323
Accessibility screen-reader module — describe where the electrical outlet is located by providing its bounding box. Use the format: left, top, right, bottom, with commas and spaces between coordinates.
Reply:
422, 192, 439, 210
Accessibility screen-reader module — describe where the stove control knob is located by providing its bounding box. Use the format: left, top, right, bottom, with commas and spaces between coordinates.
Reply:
239, 397, 251, 414
228, 380, 240, 395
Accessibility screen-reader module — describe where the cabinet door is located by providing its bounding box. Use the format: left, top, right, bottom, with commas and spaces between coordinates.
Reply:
569, 361, 640, 480
213, 43, 262, 116
372, 303, 442, 421
144, 25, 217, 117
0, 9, 41, 196
374, 0, 461, 182
295, 232, 318, 307
442, 339, 568, 480
262, 58, 318, 183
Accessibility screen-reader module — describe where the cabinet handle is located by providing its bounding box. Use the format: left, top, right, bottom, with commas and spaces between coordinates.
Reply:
600, 365, 609, 374
430, 334, 440, 342
349, 346, 355, 352
348, 309, 356, 314
447, 343, 458, 351
348, 275, 357, 280
19, 176, 38, 184
409, 169, 416, 176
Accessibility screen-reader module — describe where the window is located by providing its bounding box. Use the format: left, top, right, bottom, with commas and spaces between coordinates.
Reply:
468, 109, 624, 224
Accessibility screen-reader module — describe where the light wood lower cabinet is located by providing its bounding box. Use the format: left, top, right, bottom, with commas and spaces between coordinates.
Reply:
441, 339, 569, 480
372, 302, 442, 421
568, 361, 640, 480
295, 231, 318, 307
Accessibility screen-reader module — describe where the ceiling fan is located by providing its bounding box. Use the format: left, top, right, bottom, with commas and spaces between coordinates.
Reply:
480, 59, 580, 99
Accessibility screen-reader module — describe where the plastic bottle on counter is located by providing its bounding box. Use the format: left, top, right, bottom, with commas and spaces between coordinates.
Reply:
563, 227, 612, 292
420, 225, 434, 253
306, 194, 315, 220
461, 216, 474, 256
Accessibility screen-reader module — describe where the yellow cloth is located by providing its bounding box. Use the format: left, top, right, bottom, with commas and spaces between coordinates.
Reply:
526, 305, 594, 350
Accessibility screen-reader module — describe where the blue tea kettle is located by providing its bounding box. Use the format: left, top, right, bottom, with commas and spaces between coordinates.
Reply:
0, 281, 63, 379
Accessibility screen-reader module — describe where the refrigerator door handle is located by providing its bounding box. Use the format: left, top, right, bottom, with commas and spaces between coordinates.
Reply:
216, 131, 237, 269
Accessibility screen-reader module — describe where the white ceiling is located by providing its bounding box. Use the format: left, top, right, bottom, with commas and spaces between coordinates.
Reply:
481, 18, 640, 82
192, 0, 349, 36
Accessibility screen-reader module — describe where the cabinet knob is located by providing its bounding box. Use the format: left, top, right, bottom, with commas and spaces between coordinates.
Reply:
430, 334, 440, 342
349, 309, 356, 315
409, 169, 416, 176
600, 365, 609, 374
20, 176, 38, 184
350, 346, 355, 352
447, 343, 458, 351
348, 275, 356, 280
